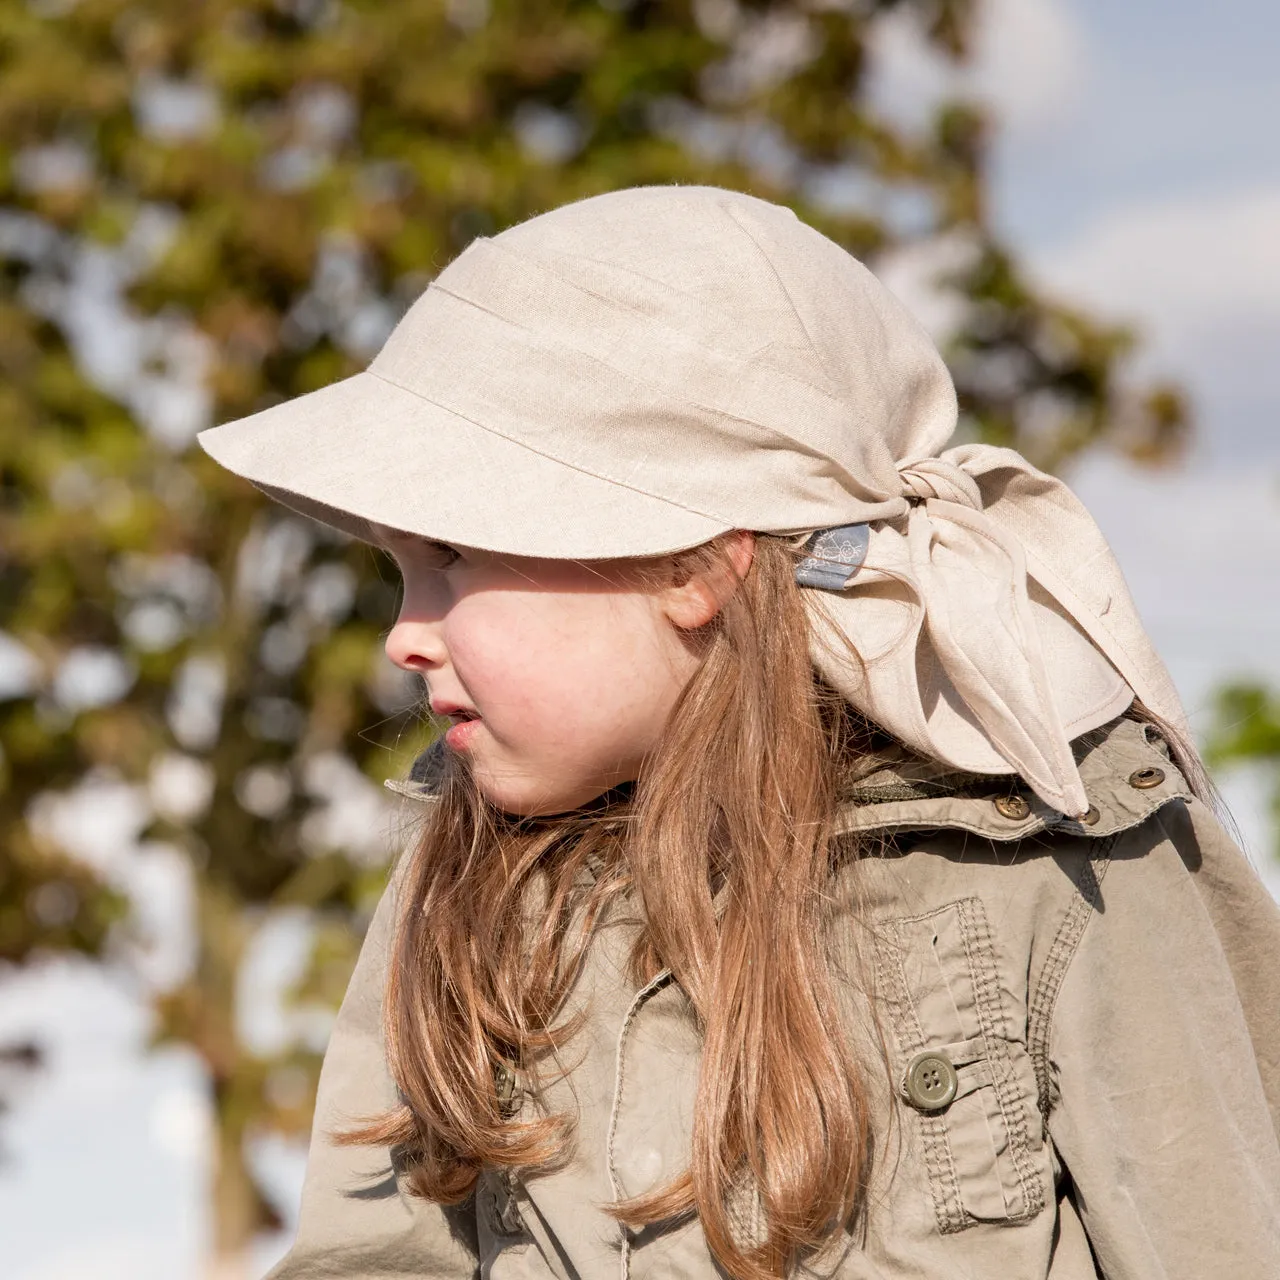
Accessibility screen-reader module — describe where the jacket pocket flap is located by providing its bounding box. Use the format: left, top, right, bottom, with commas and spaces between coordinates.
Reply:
876, 899, 1049, 1233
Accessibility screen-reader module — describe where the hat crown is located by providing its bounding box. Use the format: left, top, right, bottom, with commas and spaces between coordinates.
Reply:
373, 185, 958, 532
479, 188, 832, 378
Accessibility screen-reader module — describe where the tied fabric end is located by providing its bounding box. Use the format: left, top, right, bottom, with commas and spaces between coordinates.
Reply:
1036, 772, 1090, 826
795, 523, 871, 592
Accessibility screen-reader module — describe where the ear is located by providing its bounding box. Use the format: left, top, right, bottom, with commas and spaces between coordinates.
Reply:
661, 530, 756, 630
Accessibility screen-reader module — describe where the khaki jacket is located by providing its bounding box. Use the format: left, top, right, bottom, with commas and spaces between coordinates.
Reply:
269, 717, 1280, 1279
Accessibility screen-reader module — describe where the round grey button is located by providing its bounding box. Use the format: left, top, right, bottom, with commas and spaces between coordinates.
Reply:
904, 1050, 959, 1111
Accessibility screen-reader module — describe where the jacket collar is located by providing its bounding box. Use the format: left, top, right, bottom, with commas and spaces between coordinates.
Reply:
385, 714, 1190, 844
834, 714, 1190, 842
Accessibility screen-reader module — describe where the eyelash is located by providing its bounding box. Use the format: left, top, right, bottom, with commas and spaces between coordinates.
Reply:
431, 544, 461, 568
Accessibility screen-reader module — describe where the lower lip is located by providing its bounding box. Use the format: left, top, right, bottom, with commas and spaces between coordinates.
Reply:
444, 718, 482, 750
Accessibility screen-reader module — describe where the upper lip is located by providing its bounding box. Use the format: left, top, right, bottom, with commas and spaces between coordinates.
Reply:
430, 699, 478, 719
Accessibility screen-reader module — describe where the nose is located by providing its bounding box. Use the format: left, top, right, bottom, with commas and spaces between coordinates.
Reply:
385, 610, 448, 674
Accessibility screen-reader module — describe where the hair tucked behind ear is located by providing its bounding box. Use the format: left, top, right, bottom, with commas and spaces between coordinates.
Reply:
340, 534, 879, 1278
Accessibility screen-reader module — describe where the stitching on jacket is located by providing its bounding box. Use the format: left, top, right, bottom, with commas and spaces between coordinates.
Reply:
607, 969, 675, 1279
956, 898, 1045, 1223
1027, 838, 1116, 1122
878, 898, 1053, 1234
873, 920, 967, 1232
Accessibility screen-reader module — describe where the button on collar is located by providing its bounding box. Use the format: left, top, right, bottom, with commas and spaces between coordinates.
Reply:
1129, 766, 1165, 790
903, 1050, 959, 1111
993, 794, 1030, 821
833, 715, 1191, 844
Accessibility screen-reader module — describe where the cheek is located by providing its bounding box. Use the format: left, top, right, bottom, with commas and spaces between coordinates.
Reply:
444, 591, 687, 744
444, 611, 538, 728
442, 588, 559, 689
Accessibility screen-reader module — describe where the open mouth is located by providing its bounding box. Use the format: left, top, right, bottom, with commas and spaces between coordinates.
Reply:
443, 712, 482, 750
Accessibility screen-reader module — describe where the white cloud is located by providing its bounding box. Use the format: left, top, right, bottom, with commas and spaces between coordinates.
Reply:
1070, 451, 1280, 870
150, 751, 216, 823
133, 75, 220, 142
0, 630, 42, 697
1216, 762, 1280, 881
299, 751, 399, 863
27, 773, 151, 875
1034, 185, 1280, 343
970, 0, 1085, 135
18, 1237, 177, 1280
867, 0, 1085, 141
0, 965, 207, 1280
873, 229, 982, 341
236, 907, 318, 1057
150, 1085, 213, 1161
1031, 185, 1280, 461
51, 644, 136, 712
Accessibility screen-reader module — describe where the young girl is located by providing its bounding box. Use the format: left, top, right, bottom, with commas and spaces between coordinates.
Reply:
199, 186, 1280, 1279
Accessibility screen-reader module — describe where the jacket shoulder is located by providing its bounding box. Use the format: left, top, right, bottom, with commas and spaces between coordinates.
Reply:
844, 715, 1213, 1126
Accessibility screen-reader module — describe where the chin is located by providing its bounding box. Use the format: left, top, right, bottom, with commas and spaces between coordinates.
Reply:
473, 770, 626, 819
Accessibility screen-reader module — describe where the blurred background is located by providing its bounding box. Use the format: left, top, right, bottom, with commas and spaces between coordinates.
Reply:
0, 2, 1277, 1277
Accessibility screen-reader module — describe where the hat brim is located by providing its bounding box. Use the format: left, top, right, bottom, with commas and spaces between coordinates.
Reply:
196, 371, 732, 559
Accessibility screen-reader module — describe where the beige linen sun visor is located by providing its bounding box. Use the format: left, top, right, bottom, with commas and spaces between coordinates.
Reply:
198, 184, 1188, 816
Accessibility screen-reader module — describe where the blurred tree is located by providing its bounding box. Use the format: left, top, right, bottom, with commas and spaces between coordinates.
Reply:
1207, 683, 1280, 858
0, 0, 1188, 1274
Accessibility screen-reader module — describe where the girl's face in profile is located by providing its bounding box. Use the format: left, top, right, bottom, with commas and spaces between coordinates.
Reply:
375, 525, 708, 816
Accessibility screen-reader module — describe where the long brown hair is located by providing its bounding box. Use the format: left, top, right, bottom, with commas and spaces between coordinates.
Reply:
343, 533, 885, 1276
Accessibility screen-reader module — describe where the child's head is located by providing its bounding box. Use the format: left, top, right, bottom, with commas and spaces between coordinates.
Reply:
200, 183, 1187, 822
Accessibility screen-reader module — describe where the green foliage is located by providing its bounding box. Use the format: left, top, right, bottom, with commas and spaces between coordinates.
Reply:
1206, 683, 1280, 858
0, 0, 1187, 1264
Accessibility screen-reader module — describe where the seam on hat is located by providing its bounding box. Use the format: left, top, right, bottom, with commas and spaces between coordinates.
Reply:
420, 279, 871, 506
530, 247, 720, 326
364, 368, 738, 535
528, 245, 805, 371
436, 235, 848, 408
475, 189, 805, 346
561, 248, 798, 370
722, 203, 833, 389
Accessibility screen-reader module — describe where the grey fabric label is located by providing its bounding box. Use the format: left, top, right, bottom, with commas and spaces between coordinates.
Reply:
794, 522, 871, 591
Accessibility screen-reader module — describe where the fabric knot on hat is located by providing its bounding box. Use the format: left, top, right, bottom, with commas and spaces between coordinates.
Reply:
897, 456, 983, 509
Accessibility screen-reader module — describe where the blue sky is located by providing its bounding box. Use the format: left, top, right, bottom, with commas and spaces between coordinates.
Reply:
1000, 0, 1280, 244
3, 4, 1280, 1277
994, 0, 1280, 464
869, 0, 1280, 465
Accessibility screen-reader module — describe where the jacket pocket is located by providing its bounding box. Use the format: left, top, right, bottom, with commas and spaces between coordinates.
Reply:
874, 896, 1049, 1234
